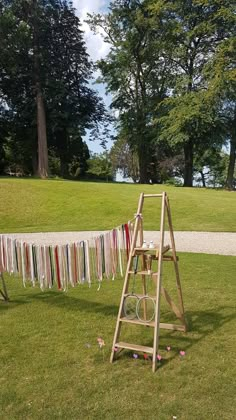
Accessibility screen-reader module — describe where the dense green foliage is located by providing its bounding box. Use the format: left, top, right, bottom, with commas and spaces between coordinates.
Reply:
1, 253, 236, 418
0, 179, 236, 232
0, 0, 236, 186
88, 0, 236, 188
86, 153, 115, 182
0, 0, 109, 178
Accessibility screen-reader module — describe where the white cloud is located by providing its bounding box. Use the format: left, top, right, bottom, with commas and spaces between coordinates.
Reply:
72, 0, 114, 153
73, 0, 107, 14
73, 0, 110, 62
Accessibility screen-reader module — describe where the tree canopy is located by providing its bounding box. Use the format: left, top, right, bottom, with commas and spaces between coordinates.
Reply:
1, 0, 235, 187
88, 0, 236, 187
0, 0, 109, 178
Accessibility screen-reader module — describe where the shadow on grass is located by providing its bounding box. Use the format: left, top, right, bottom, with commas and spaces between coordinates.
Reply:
1, 292, 235, 369
0, 290, 119, 317
112, 306, 236, 369
2, 291, 235, 332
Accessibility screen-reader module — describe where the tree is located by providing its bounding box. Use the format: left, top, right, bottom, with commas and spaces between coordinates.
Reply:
0, 0, 50, 177
44, 2, 110, 177
32, 0, 48, 177
151, 0, 236, 186
193, 148, 228, 187
0, 1, 37, 173
225, 107, 236, 190
110, 136, 139, 182
158, 89, 226, 185
87, 0, 171, 183
86, 152, 114, 182
88, 0, 235, 186
68, 138, 90, 178
207, 37, 236, 190
0, 0, 109, 178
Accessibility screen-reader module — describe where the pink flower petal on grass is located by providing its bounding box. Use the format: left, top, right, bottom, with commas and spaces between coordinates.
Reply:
179, 350, 186, 357
97, 337, 105, 348
157, 354, 162, 361
166, 346, 171, 351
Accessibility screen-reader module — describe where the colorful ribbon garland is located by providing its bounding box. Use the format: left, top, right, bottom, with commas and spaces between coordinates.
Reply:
0, 219, 135, 291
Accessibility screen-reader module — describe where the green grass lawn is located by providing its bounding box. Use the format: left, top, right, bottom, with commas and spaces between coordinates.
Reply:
0, 178, 236, 233
1, 253, 236, 419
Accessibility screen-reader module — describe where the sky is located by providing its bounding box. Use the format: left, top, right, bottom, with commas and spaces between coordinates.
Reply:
72, 0, 113, 154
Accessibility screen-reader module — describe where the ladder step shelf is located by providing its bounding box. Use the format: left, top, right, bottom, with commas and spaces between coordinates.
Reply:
120, 317, 155, 327
133, 244, 170, 255
119, 317, 185, 331
115, 341, 153, 354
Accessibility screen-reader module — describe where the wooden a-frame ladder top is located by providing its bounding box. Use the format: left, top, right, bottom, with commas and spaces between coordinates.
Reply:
110, 192, 187, 372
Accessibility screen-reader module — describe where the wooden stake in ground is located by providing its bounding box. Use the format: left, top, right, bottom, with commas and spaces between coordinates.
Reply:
110, 192, 187, 372
0, 272, 9, 302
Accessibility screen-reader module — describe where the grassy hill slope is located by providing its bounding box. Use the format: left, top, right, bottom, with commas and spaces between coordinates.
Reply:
0, 178, 235, 232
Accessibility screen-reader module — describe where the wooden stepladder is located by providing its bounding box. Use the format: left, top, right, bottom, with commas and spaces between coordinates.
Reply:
110, 192, 187, 372
0, 272, 9, 302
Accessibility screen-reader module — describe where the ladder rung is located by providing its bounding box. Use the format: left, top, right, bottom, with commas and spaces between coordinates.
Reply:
134, 247, 158, 251
133, 248, 157, 254
120, 317, 155, 327
115, 341, 153, 354
128, 270, 158, 276
162, 256, 179, 261
143, 194, 163, 198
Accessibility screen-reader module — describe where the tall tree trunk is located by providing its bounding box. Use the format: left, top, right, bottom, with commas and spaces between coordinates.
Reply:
138, 143, 149, 184
225, 135, 236, 190
33, 0, 48, 179
183, 140, 193, 187
135, 59, 150, 184
36, 90, 48, 178
183, 66, 194, 187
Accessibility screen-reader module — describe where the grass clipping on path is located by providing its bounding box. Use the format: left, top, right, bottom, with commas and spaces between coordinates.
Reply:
0, 178, 236, 232
1, 253, 236, 419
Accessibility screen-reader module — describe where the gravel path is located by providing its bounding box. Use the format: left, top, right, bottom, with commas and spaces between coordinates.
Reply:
5, 231, 236, 256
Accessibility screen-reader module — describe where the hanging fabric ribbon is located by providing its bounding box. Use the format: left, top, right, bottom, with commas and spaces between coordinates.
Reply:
0, 215, 136, 291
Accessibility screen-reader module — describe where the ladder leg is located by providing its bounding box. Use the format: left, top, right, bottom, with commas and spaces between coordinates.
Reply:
141, 258, 147, 321
139, 217, 147, 320
110, 322, 121, 362
152, 192, 166, 372
110, 193, 144, 363
165, 197, 187, 331
110, 270, 133, 363
172, 259, 187, 330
